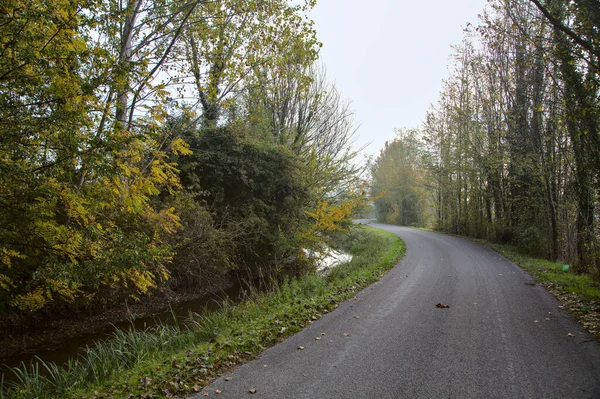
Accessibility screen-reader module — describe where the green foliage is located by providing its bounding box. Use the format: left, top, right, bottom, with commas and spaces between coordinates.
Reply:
0, 227, 404, 399
181, 0, 320, 126
0, 0, 189, 312
175, 124, 310, 270
0, 26, 367, 399
0, 0, 332, 316
164, 192, 237, 289
412, 0, 600, 275
371, 128, 429, 227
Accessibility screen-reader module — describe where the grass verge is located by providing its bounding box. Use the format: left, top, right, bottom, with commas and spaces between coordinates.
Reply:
473, 239, 600, 339
1, 226, 404, 399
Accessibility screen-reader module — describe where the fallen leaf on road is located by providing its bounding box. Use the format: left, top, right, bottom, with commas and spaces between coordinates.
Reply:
353, 315, 360, 319
193, 385, 200, 392
534, 320, 539, 323
215, 389, 222, 394
321, 332, 326, 336
343, 332, 351, 337
249, 388, 257, 394
224, 377, 232, 381
315, 337, 321, 341
203, 393, 208, 397
567, 333, 576, 337
297, 345, 304, 350
436, 303, 450, 308
545, 318, 550, 321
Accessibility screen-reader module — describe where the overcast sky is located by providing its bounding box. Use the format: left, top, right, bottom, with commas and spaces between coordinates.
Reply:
311, 0, 489, 158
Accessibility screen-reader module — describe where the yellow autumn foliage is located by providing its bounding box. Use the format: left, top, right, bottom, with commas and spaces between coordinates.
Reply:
300, 185, 370, 248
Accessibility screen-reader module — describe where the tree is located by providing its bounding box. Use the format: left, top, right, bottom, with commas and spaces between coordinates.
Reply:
0, 0, 323, 313
180, 0, 319, 127
371, 129, 428, 227
410, 0, 599, 273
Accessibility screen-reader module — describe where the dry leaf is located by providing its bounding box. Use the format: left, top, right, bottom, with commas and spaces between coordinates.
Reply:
435, 303, 450, 308
192, 385, 200, 392
567, 333, 576, 337
297, 345, 304, 350
203, 393, 208, 397
140, 377, 152, 386
315, 337, 321, 341
224, 377, 232, 381
343, 332, 350, 337
215, 389, 222, 394
249, 389, 257, 394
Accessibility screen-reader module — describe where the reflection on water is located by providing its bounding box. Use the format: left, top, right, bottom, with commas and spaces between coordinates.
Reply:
0, 249, 350, 377
304, 247, 353, 274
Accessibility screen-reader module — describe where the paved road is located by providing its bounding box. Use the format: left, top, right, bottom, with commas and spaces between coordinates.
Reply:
194, 225, 600, 398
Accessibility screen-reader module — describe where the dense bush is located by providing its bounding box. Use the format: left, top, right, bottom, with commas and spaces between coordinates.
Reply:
162, 124, 313, 289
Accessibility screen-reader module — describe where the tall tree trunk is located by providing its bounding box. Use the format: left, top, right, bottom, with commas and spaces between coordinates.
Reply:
556, 30, 597, 272
116, 0, 143, 125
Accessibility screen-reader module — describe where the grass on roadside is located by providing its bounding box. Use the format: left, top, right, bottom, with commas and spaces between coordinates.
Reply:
1, 226, 404, 399
474, 240, 600, 338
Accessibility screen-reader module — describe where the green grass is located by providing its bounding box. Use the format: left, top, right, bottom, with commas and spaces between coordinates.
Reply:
472, 240, 600, 338
479, 242, 600, 301
0, 226, 404, 399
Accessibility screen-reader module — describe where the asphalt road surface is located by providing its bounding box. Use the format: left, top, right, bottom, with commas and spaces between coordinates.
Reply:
194, 224, 600, 398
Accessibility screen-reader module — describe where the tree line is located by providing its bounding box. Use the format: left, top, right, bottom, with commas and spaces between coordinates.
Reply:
371, 0, 600, 276
0, 0, 366, 315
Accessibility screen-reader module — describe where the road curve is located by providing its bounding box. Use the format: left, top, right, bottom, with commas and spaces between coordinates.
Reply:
193, 225, 600, 398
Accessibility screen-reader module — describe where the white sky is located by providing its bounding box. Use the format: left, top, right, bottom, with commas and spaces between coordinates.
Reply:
311, 0, 489, 158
